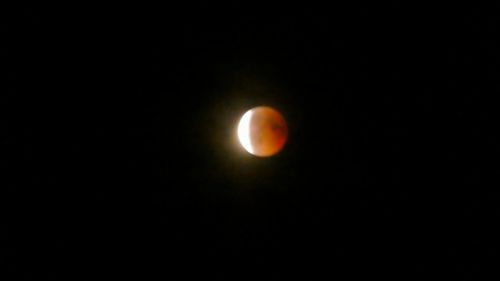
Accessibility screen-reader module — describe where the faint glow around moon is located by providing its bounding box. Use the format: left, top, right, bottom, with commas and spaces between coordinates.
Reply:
237, 109, 254, 154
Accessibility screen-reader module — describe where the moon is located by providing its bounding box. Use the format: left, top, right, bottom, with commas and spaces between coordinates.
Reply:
237, 106, 288, 157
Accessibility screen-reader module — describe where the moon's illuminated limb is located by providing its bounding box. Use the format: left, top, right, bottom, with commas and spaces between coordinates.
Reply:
238, 109, 254, 154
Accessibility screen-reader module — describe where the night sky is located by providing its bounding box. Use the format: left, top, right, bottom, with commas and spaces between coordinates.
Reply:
3, 3, 500, 280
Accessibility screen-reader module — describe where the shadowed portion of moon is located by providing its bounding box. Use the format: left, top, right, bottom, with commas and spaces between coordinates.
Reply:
244, 106, 288, 157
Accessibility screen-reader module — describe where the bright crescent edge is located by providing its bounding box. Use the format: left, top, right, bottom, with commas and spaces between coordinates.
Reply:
237, 110, 253, 154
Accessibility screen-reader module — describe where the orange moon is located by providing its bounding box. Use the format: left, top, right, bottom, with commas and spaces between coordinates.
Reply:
237, 106, 288, 157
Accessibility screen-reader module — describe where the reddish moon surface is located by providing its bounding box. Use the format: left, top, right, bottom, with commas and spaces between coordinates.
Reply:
237, 106, 288, 157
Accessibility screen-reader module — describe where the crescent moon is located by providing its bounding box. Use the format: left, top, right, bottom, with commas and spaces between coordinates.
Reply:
237, 109, 254, 154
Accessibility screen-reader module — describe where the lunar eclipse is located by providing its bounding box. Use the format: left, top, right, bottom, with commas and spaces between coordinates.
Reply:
237, 106, 288, 157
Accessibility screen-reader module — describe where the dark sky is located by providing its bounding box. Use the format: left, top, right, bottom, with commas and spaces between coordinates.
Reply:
3, 3, 500, 280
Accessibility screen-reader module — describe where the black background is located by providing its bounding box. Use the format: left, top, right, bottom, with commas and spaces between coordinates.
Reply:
2, 2, 500, 280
